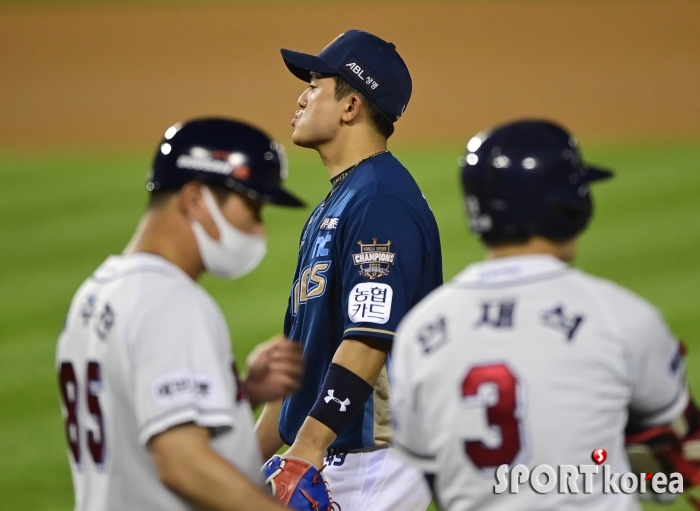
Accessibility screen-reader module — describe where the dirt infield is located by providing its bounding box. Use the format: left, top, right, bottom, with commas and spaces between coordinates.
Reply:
1, 0, 698, 148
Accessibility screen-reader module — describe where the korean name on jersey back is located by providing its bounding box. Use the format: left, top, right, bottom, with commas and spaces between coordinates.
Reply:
391, 255, 688, 511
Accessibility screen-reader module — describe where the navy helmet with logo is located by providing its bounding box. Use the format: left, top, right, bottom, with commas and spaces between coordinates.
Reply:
148, 117, 305, 207
459, 119, 613, 243
281, 29, 412, 122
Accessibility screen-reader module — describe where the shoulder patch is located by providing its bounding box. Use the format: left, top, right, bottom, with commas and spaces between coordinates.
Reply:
353, 239, 396, 280
348, 283, 393, 324
151, 371, 217, 407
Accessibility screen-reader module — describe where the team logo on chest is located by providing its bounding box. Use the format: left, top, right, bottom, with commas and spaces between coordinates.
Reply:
319, 217, 339, 230
353, 239, 396, 280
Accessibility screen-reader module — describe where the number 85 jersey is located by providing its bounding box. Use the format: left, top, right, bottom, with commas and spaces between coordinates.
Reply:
56, 253, 262, 511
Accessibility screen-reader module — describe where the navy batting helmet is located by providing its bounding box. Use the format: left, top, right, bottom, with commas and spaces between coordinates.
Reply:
459, 120, 613, 243
147, 118, 305, 207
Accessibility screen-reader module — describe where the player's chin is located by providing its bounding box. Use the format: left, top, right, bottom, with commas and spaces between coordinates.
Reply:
291, 126, 324, 149
291, 129, 314, 148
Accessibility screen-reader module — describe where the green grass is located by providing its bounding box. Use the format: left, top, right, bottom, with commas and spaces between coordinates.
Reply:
0, 143, 699, 510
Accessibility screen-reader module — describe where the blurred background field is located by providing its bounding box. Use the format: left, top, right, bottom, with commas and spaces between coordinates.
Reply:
2, 144, 700, 510
1, 0, 699, 510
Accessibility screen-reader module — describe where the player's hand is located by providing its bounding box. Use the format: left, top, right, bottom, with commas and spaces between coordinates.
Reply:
262, 455, 339, 511
244, 336, 303, 409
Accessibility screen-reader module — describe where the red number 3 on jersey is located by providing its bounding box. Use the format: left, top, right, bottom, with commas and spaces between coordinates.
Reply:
462, 363, 526, 469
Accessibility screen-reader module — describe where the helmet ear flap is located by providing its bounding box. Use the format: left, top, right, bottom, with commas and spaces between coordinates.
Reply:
546, 194, 593, 240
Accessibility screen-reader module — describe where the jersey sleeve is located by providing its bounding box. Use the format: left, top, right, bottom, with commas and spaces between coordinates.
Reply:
131, 286, 237, 446
625, 306, 688, 427
390, 319, 438, 473
339, 196, 427, 342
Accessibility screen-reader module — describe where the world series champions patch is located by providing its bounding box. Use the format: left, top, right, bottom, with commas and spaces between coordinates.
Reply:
353, 239, 396, 280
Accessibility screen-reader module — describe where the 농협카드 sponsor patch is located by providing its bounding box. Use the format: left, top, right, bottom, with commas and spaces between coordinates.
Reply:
353, 239, 396, 280
151, 371, 216, 407
348, 282, 393, 324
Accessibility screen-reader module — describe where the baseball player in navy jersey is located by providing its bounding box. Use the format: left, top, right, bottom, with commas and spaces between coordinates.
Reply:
255, 30, 441, 510
56, 118, 306, 511
391, 120, 700, 510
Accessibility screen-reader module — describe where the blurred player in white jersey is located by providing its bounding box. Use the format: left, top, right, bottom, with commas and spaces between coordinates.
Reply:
391, 120, 700, 510
56, 118, 306, 511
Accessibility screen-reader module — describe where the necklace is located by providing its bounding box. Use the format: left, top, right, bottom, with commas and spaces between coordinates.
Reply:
329, 150, 388, 188
303, 151, 389, 241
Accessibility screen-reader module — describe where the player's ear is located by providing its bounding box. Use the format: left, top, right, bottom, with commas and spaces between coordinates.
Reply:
179, 182, 207, 221
340, 94, 362, 124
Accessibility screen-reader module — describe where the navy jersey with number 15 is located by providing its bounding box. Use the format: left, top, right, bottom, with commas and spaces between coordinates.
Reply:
279, 152, 442, 450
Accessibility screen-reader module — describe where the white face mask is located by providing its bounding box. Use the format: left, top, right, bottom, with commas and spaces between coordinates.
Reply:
190, 187, 267, 279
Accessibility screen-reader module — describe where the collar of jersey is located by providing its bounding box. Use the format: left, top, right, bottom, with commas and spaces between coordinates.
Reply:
453, 254, 569, 287
329, 164, 357, 188
92, 252, 192, 283
329, 151, 389, 189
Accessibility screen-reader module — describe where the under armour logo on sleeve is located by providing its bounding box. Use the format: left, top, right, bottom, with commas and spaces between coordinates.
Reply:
324, 390, 351, 412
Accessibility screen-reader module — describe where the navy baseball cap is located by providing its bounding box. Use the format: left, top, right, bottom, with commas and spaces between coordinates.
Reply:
281, 29, 412, 122
147, 118, 305, 207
